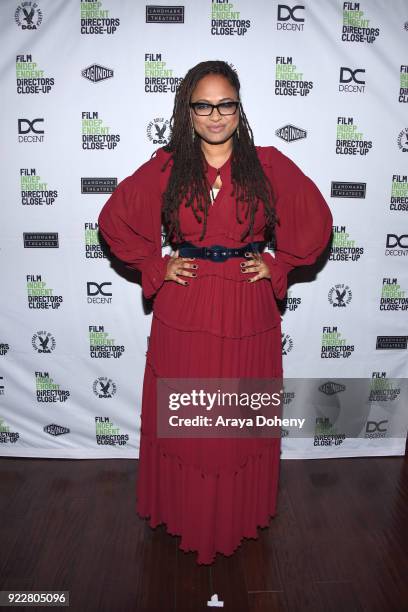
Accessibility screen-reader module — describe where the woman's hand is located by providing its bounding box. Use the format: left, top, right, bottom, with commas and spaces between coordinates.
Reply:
240, 252, 271, 283
165, 250, 198, 286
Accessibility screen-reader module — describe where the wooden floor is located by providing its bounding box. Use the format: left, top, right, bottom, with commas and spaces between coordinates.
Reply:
0, 453, 407, 612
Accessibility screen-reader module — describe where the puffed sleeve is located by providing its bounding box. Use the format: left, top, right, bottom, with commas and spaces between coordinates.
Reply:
97, 158, 171, 300
260, 147, 333, 300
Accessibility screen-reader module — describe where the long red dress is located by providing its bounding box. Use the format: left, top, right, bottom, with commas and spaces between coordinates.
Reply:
98, 146, 333, 564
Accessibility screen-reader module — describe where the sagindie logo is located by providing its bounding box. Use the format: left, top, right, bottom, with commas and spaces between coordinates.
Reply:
82, 64, 113, 83
18, 118, 44, 142
275, 124, 306, 143
15, 2, 43, 29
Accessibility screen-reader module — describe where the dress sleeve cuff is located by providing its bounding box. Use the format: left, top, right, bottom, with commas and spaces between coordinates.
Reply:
262, 251, 291, 300
139, 254, 171, 299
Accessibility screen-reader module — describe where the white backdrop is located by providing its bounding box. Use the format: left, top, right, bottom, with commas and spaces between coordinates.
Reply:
1, 0, 407, 459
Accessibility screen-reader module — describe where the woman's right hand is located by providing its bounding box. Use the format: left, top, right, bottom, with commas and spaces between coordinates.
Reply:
164, 250, 198, 286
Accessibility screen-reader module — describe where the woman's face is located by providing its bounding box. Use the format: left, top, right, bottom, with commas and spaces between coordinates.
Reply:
189, 73, 240, 145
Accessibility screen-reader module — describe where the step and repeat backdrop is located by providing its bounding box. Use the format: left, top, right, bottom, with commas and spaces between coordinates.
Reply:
0, 0, 407, 459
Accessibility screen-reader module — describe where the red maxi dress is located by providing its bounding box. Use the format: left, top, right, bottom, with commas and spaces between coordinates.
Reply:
98, 145, 333, 564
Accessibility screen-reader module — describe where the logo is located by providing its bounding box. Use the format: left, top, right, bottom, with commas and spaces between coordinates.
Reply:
82, 112, 120, 150
331, 182, 366, 198
0, 344, 10, 357
282, 332, 294, 355
18, 118, 44, 142
21, 169, 58, 205
15, 2, 43, 29
81, 64, 114, 83
44, 424, 70, 436
275, 57, 313, 96
399, 65, 408, 103
390, 174, 408, 211
80, 0, 120, 34
23, 233, 58, 248
81, 178, 117, 194
27, 275, 63, 310
321, 326, 354, 359
93, 377, 117, 398
336, 117, 372, 155
87, 282, 112, 304
318, 381, 346, 395
328, 284, 352, 307
211, 1, 251, 36
376, 336, 407, 350
329, 226, 364, 262
339, 67, 366, 93
284, 289, 301, 312
36, 372, 70, 402
397, 128, 408, 152
146, 5, 184, 23
147, 118, 171, 145
314, 417, 345, 447
16, 54, 54, 94
144, 53, 183, 93
85, 223, 107, 259
95, 417, 129, 446
89, 326, 125, 359
365, 420, 388, 439
342, 2, 380, 43
276, 4, 305, 30
385, 234, 408, 256
369, 373, 401, 402
275, 124, 307, 143
0, 417, 19, 444
32, 331, 56, 354
380, 278, 408, 311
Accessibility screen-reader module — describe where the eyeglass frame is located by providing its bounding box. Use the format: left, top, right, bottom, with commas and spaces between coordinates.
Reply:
189, 100, 240, 116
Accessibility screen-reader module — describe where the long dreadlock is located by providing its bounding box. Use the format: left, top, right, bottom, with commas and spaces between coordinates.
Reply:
161, 60, 278, 248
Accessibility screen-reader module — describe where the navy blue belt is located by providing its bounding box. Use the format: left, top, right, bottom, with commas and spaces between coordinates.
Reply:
177, 241, 266, 262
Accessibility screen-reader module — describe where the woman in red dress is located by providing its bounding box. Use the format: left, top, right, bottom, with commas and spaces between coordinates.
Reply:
98, 60, 333, 565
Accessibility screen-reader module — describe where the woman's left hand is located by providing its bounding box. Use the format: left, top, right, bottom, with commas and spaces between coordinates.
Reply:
240, 252, 271, 282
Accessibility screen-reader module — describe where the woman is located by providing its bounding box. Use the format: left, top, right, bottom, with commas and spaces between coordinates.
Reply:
98, 60, 333, 565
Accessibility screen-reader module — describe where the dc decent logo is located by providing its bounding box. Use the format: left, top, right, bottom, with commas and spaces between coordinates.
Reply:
385, 234, 408, 255
277, 4, 305, 30
18, 118, 44, 142
339, 67, 366, 92
87, 282, 112, 304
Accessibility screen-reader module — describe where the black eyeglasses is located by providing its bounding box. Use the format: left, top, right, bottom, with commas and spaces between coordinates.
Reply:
189, 101, 240, 116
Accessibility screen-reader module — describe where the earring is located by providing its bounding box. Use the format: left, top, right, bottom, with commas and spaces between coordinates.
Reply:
236, 125, 240, 139
192, 125, 195, 141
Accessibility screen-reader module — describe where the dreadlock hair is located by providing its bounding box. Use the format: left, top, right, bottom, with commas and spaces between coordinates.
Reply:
161, 60, 278, 248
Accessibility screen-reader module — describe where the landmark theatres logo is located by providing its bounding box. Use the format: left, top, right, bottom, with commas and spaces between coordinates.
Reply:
390, 174, 408, 211
275, 57, 313, 96
82, 64, 114, 83
80, 0, 120, 34
376, 336, 407, 350
147, 118, 171, 145
341, 2, 380, 43
81, 178, 117, 194
44, 424, 70, 436
32, 331, 56, 354
331, 182, 366, 198
146, 5, 184, 23
93, 377, 117, 399
16, 54, 54, 94
23, 233, 59, 248
18, 118, 44, 142
339, 67, 366, 93
275, 124, 307, 143
15, 2, 43, 29
276, 4, 305, 31
328, 284, 352, 308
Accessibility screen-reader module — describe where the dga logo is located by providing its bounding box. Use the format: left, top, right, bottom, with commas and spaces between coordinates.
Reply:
385, 234, 408, 256
87, 282, 112, 304
397, 128, 408, 152
82, 112, 120, 150
399, 65, 408, 103
89, 325, 124, 359
0, 417, 19, 444
339, 67, 366, 93
16, 55, 54, 94
147, 118, 171, 145
15, 2, 43, 29
284, 289, 301, 312
275, 125, 306, 143
380, 278, 408, 311
21, 169, 58, 205
390, 174, 408, 211
18, 118, 44, 142
85, 223, 107, 259
341, 2, 380, 43
331, 181, 366, 199
328, 284, 352, 308
23, 233, 59, 248
81, 64, 114, 83
0, 344, 10, 356
95, 416, 129, 446
321, 326, 354, 359
144, 54, 182, 93
146, 5, 184, 23
27, 275, 63, 310
32, 331, 56, 353
211, 0, 251, 36
329, 226, 364, 261
376, 336, 407, 350
365, 420, 388, 439
276, 4, 305, 30
318, 381, 346, 395
282, 332, 294, 355
44, 424, 70, 436
80, 0, 120, 34
93, 377, 117, 398
314, 417, 345, 446
369, 372, 401, 402
336, 117, 372, 155
81, 178, 117, 194
36, 372, 70, 403
275, 57, 313, 96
